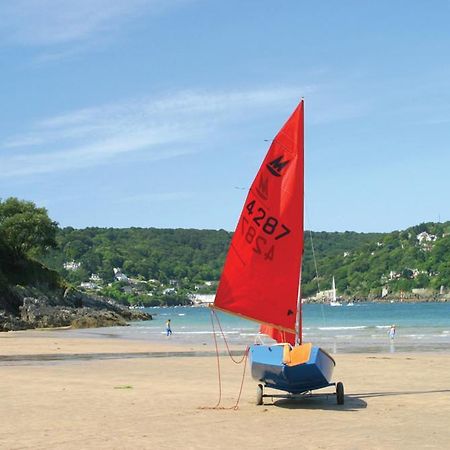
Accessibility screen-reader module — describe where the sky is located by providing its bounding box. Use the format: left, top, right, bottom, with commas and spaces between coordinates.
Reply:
1, 0, 450, 233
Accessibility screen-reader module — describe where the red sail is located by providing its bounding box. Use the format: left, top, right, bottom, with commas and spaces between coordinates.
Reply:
259, 324, 296, 345
214, 101, 304, 333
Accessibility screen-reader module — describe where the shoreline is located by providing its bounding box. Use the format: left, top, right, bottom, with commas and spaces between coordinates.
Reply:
1, 327, 449, 360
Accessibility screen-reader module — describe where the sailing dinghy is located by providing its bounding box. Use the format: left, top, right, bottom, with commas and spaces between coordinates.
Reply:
330, 276, 342, 306
213, 100, 344, 405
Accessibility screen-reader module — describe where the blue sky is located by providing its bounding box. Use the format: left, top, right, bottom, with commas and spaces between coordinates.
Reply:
1, 0, 450, 232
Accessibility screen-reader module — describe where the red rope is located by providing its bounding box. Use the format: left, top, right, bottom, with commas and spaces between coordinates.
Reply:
232, 348, 249, 410
199, 309, 250, 410
212, 309, 248, 364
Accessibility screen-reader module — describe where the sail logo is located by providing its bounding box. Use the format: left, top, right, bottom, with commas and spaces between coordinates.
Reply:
256, 175, 269, 200
266, 156, 290, 177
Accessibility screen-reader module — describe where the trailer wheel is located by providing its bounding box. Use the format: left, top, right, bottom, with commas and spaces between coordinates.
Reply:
336, 382, 344, 405
256, 384, 263, 405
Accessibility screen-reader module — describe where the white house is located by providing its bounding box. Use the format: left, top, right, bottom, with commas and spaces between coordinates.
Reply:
64, 261, 81, 271
193, 294, 215, 305
163, 288, 177, 295
80, 281, 99, 290
416, 232, 437, 243
113, 268, 129, 282
389, 271, 401, 280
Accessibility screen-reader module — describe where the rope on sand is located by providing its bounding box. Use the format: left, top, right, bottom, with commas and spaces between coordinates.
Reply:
199, 309, 249, 410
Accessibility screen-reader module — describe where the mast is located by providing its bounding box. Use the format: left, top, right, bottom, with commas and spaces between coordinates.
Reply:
295, 272, 302, 345
332, 276, 336, 302
294, 98, 305, 346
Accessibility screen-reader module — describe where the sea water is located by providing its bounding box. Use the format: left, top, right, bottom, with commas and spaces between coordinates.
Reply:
74, 302, 450, 354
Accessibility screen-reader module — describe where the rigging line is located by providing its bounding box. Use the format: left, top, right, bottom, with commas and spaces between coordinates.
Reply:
309, 229, 326, 327
199, 310, 249, 411
212, 309, 248, 365
211, 309, 249, 410
308, 229, 321, 293
306, 213, 327, 328
232, 350, 249, 410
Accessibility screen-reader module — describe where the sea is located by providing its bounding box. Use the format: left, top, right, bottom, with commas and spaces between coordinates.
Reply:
73, 302, 450, 354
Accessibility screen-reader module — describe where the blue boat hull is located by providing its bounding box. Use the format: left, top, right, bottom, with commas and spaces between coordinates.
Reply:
250, 344, 336, 394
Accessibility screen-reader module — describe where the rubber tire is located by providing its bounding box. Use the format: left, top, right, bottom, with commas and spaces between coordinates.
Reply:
336, 382, 344, 405
256, 384, 263, 405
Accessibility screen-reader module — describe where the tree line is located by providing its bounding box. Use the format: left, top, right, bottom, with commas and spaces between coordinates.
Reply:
2, 197, 450, 303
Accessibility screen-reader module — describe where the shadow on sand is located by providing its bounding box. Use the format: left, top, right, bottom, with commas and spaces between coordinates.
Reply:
351, 389, 450, 399
269, 393, 367, 411
269, 388, 450, 411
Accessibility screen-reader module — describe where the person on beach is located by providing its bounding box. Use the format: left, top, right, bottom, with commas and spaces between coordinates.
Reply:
388, 324, 396, 340
166, 319, 172, 336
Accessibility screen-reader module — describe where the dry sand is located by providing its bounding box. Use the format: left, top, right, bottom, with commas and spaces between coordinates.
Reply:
1, 331, 449, 450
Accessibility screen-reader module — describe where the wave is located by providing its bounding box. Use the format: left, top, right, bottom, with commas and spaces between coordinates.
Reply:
162, 330, 240, 335
318, 326, 367, 331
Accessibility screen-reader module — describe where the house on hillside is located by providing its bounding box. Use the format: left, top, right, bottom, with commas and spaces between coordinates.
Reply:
192, 294, 215, 305
64, 261, 81, 271
80, 281, 99, 290
416, 232, 437, 243
113, 268, 129, 282
389, 271, 401, 280
163, 287, 177, 295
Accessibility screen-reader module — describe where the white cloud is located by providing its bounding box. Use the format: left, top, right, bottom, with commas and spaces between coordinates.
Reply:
1, 126, 196, 177
0, 0, 189, 47
0, 86, 309, 179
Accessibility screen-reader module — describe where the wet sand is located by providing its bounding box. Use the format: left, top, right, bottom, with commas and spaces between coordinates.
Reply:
1, 330, 449, 449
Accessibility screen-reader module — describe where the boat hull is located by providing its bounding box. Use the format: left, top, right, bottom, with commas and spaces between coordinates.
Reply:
250, 344, 335, 394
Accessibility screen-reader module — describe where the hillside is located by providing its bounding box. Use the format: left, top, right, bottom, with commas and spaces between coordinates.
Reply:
39, 227, 381, 303
41, 227, 232, 283
39, 222, 450, 303
301, 222, 450, 298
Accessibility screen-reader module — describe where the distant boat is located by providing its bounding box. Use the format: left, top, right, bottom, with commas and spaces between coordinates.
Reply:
346, 301, 354, 307
330, 277, 342, 307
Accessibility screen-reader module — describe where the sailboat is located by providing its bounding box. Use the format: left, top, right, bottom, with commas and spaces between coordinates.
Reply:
213, 100, 344, 405
330, 276, 342, 307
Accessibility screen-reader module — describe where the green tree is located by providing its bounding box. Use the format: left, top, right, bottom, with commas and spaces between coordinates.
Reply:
0, 198, 58, 258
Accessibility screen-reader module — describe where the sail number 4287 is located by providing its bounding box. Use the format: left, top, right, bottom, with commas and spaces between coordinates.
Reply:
241, 200, 291, 261
245, 200, 290, 240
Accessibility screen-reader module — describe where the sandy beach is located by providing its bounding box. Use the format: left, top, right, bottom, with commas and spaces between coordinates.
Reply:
1, 330, 449, 450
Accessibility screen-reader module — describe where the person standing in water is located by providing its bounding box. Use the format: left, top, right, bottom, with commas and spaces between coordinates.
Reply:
388, 324, 396, 340
166, 319, 172, 336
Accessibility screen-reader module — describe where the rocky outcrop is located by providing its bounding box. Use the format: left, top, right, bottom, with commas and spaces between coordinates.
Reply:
0, 311, 29, 331
0, 241, 152, 331
0, 287, 152, 332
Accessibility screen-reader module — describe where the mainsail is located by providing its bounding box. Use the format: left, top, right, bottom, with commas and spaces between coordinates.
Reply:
259, 324, 296, 345
214, 101, 304, 334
